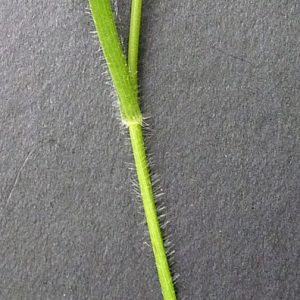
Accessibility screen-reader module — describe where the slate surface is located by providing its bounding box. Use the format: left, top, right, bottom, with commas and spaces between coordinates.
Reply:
1, 0, 300, 299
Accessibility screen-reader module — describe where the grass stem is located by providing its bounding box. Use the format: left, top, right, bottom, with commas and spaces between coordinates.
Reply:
128, 0, 143, 88
129, 124, 177, 300
88, 0, 177, 298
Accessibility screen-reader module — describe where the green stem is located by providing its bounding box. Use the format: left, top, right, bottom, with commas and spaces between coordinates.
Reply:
128, 0, 143, 88
88, 0, 176, 298
89, 0, 142, 125
129, 124, 177, 300
128, 1, 177, 299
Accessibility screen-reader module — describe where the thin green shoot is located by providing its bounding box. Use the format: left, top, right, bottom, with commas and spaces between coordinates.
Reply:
89, 0, 142, 125
128, 0, 143, 88
88, 0, 177, 299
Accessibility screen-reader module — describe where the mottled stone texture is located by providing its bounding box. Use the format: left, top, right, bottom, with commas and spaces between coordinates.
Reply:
1, 1, 299, 299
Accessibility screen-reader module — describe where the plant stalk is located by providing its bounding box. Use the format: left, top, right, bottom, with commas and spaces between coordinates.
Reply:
88, 0, 177, 298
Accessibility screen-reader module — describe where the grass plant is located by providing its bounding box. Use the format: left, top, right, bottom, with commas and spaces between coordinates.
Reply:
88, 1, 177, 299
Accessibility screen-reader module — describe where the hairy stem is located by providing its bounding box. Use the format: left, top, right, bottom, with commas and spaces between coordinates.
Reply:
89, 0, 142, 125
129, 124, 176, 300
128, 1, 177, 299
88, 0, 176, 298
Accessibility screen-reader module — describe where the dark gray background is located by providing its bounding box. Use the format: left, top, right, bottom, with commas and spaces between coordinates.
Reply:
1, 0, 300, 299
